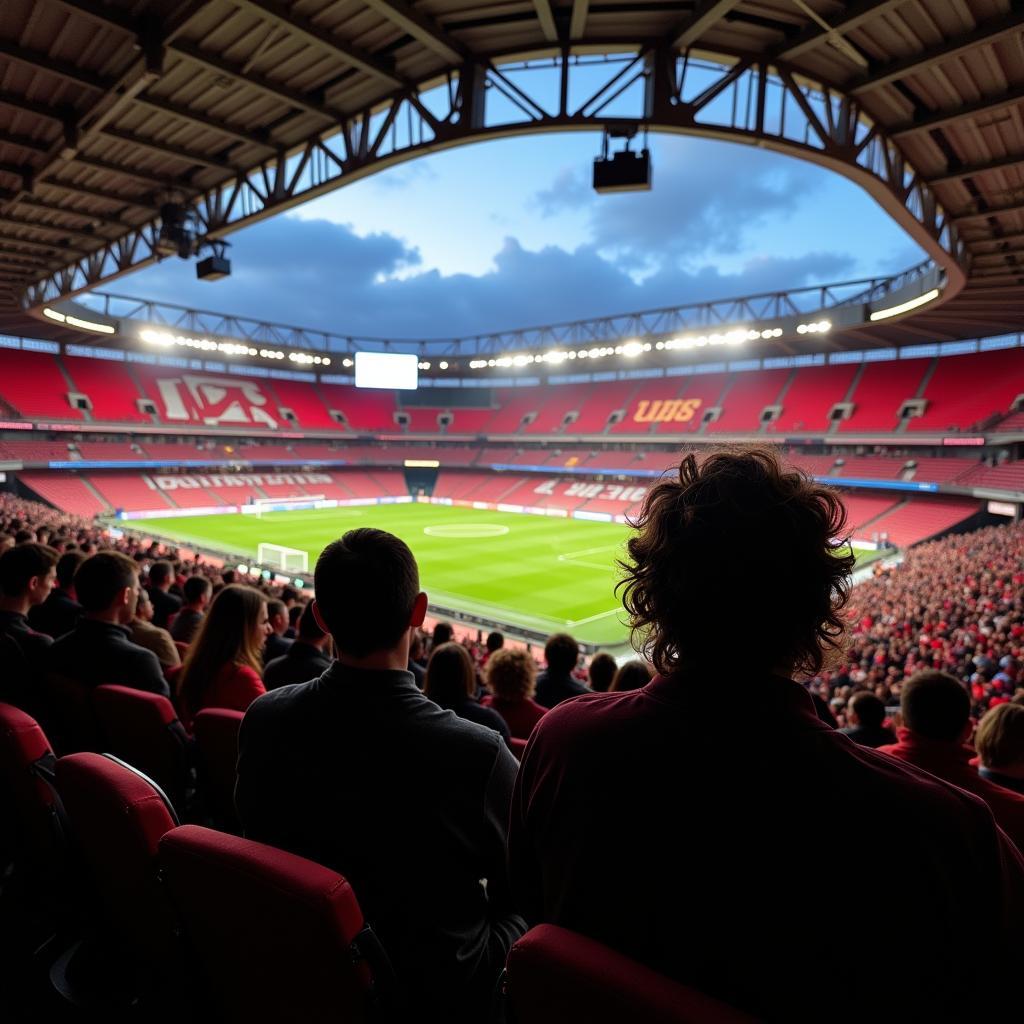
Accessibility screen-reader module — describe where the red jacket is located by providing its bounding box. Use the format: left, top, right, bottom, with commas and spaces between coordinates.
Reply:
877, 727, 1024, 852
183, 662, 265, 730
481, 694, 546, 740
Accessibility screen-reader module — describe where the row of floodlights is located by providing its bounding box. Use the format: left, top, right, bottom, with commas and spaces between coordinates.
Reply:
140, 329, 331, 365
418, 361, 451, 370
464, 320, 831, 369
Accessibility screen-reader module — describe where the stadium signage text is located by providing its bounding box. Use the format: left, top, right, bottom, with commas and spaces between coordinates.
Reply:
156, 375, 280, 428
151, 472, 332, 490
632, 398, 702, 424
534, 480, 648, 502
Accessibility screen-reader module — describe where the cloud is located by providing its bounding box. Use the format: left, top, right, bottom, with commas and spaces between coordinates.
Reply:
115, 214, 855, 340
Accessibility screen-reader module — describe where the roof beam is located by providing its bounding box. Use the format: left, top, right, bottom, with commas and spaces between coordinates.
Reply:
966, 230, 1024, 249
97, 128, 232, 171
0, 232, 86, 258
531, 0, 559, 43
929, 151, 1024, 186
0, 40, 111, 92
358, 0, 470, 64
232, 0, 404, 86
669, 0, 743, 50
891, 83, 1024, 138
7, 194, 125, 230
0, 130, 52, 156
569, 0, 589, 38
973, 245, 1024, 263
0, 214, 99, 246
0, 90, 69, 125
850, 10, 1024, 94
772, 0, 902, 62
37, 178, 155, 211
169, 41, 340, 121
49, 0, 138, 34
133, 95, 274, 150
954, 197, 1024, 224
67, 154, 184, 190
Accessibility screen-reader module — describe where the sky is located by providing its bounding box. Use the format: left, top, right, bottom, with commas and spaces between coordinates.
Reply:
109, 132, 926, 341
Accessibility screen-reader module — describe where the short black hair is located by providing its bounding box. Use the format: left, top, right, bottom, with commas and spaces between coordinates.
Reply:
267, 599, 286, 620
544, 633, 579, 675
75, 551, 139, 613
183, 575, 212, 603
849, 691, 886, 729
433, 621, 454, 646
486, 630, 505, 653
588, 651, 618, 692
0, 543, 57, 598
902, 670, 971, 742
56, 550, 86, 588
297, 602, 326, 641
148, 560, 173, 587
314, 529, 419, 658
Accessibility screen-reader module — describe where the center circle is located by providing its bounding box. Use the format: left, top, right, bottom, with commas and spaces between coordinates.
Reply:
423, 523, 510, 539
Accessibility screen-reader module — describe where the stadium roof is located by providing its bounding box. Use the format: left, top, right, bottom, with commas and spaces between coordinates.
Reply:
2, 0, 1023, 348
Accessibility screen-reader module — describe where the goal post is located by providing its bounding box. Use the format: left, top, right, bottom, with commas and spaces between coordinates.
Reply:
257, 543, 309, 574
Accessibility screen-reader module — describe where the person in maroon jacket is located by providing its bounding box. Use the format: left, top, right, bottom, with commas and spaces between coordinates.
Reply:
509, 446, 1024, 1023
876, 669, 1024, 851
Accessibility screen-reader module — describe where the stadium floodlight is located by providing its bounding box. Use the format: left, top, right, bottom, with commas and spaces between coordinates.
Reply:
869, 289, 941, 321
439, 361, 449, 369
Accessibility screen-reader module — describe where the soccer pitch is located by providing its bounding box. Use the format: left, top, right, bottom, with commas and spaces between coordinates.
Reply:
139, 504, 633, 647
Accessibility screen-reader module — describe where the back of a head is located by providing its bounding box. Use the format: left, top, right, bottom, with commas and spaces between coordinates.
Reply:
588, 651, 618, 692
0, 542, 57, 598
267, 598, 286, 622
544, 632, 579, 675
74, 551, 138, 614
487, 647, 536, 702
433, 621, 454, 646
297, 601, 326, 642
486, 630, 504, 654
56, 550, 86, 589
314, 529, 419, 658
619, 447, 853, 676
183, 575, 211, 604
975, 702, 1024, 770
849, 691, 886, 729
149, 560, 173, 588
424, 641, 476, 706
901, 670, 971, 742
611, 659, 653, 692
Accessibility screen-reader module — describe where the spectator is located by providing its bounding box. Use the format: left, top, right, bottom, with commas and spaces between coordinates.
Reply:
29, 549, 84, 639
509, 447, 1024, 1022
878, 670, 1024, 848
146, 559, 181, 629
482, 648, 546, 740
178, 584, 269, 729
432, 620, 454, 649
236, 529, 523, 1023
285, 603, 302, 639
535, 632, 588, 708
407, 629, 426, 688
130, 588, 181, 670
484, 630, 504, 662
263, 598, 293, 662
170, 575, 212, 645
839, 691, 896, 748
588, 651, 617, 692
424, 641, 510, 743
610, 659, 653, 692
974, 702, 1024, 795
0, 542, 57, 712
48, 552, 168, 696
263, 603, 333, 690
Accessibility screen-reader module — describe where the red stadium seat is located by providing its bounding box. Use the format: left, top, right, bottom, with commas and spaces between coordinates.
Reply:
191, 708, 244, 833
509, 737, 528, 760
504, 924, 760, 1023
91, 685, 193, 815
158, 824, 400, 1023
42, 672, 102, 755
54, 752, 180, 973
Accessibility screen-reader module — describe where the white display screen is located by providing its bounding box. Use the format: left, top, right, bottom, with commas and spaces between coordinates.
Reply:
355, 352, 419, 390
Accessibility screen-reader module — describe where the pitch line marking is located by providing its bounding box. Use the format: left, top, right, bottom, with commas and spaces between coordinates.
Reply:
567, 607, 625, 627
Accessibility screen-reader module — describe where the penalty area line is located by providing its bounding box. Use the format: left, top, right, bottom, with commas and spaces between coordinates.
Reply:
566, 607, 624, 627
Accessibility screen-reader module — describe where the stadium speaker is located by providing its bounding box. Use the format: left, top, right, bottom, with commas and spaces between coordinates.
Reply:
593, 149, 652, 193
197, 254, 231, 280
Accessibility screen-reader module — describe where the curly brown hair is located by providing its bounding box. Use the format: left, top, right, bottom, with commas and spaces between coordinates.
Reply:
486, 648, 537, 701
616, 446, 854, 677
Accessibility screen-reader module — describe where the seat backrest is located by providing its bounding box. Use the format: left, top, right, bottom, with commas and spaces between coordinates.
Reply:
504, 925, 760, 1024
159, 824, 387, 1024
509, 736, 528, 760
41, 671, 102, 754
92, 684, 192, 814
0, 702, 67, 877
191, 708, 244, 833
54, 752, 179, 967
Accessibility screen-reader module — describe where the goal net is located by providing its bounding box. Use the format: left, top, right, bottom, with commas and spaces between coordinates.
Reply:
252, 494, 327, 518
257, 543, 309, 574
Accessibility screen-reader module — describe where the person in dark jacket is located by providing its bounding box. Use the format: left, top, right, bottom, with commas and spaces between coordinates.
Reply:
534, 632, 588, 708
263, 598, 293, 663
169, 574, 211, 644
28, 549, 83, 639
839, 691, 896, 748
424, 640, 510, 743
146, 559, 181, 630
48, 551, 169, 697
236, 529, 523, 1023
510, 447, 1024, 1023
263, 602, 333, 690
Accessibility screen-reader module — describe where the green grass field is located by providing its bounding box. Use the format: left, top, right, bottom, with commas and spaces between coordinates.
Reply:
139, 504, 633, 646
137, 503, 884, 649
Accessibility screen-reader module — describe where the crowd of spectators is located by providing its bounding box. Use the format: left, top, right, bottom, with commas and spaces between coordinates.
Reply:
5, 450, 1024, 1021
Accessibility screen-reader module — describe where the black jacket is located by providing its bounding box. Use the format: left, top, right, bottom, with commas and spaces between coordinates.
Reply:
839, 724, 897, 749
263, 632, 293, 664
47, 619, 169, 697
0, 609, 54, 716
28, 588, 81, 639
535, 669, 589, 709
169, 607, 203, 644
235, 664, 525, 1023
262, 641, 332, 690
147, 587, 181, 630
